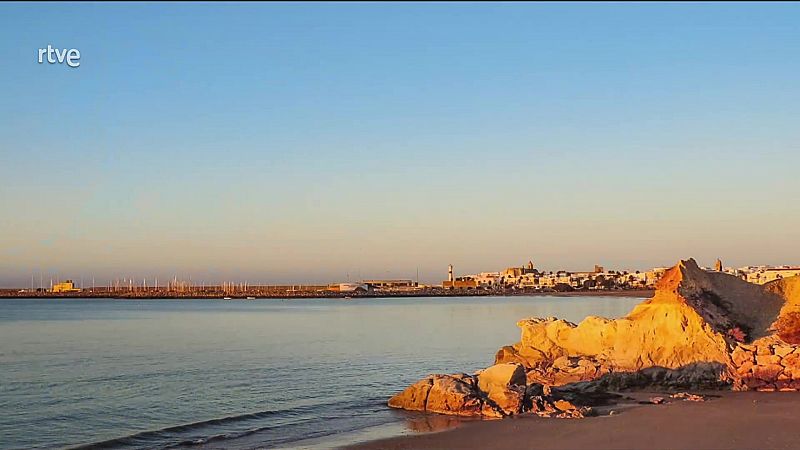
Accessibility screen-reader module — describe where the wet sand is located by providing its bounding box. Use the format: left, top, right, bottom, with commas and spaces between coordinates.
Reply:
348, 391, 800, 450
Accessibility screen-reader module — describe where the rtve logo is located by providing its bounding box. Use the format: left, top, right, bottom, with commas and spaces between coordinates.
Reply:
38, 45, 81, 68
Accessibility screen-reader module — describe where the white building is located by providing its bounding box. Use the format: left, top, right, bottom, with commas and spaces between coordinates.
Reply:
746, 267, 800, 285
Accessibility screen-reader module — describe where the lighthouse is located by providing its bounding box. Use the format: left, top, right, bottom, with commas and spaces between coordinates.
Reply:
448, 264, 454, 283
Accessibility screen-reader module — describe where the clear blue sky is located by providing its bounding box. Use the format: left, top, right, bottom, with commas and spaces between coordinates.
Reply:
1, 2, 799, 286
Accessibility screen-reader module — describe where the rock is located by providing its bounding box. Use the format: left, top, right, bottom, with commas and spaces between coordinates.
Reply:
426, 374, 487, 417
387, 370, 595, 419
780, 354, 800, 381
477, 363, 526, 391
494, 345, 529, 367
387, 369, 529, 418
485, 384, 526, 416
756, 345, 773, 356
388, 377, 432, 411
671, 392, 705, 402
528, 395, 557, 415
528, 395, 591, 418
740, 376, 767, 390
550, 382, 623, 407
775, 378, 799, 392
552, 408, 591, 419
525, 383, 545, 398
733, 360, 753, 376
753, 364, 783, 382
476, 363, 527, 415
552, 356, 571, 369
780, 352, 800, 368
553, 399, 577, 411
731, 346, 755, 366
525, 368, 551, 385
388, 374, 487, 417
775, 312, 800, 345
756, 354, 782, 366
649, 396, 666, 404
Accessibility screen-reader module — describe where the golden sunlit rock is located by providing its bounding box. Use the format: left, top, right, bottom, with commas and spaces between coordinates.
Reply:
389, 258, 800, 418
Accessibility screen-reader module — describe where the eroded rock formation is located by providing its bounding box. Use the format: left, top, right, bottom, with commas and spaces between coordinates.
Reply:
387, 363, 589, 418
388, 259, 800, 418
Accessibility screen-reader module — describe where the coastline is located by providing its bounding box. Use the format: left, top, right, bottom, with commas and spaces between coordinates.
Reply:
347, 391, 800, 450
0, 289, 653, 300
0, 295, 642, 449
359, 261, 800, 450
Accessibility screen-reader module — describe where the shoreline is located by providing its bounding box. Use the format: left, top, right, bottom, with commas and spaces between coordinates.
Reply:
347, 390, 800, 450
0, 289, 653, 300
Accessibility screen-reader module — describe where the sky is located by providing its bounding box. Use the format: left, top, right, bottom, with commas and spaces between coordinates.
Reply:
1, 2, 800, 287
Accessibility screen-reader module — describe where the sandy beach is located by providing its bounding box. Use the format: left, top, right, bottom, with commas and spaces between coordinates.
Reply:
349, 391, 800, 450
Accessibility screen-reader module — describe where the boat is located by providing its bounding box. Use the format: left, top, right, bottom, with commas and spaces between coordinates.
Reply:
246, 296, 255, 300
223, 297, 232, 300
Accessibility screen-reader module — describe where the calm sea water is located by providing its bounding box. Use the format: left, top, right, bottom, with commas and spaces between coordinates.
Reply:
0, 296, 641, 449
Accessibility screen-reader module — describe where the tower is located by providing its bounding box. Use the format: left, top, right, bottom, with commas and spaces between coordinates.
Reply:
715, 258, 723, 272
448, 264, 454, 283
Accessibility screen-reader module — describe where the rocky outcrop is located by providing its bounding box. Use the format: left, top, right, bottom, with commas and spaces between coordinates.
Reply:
495, 259, 800, 390
387, 363, 588, 418
725, 275, 800, 391
389, 259, 800, 417
731, 334, 800, 391
388, 373, 490, 417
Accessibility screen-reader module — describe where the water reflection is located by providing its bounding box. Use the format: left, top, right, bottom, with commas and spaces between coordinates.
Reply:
400, 410, 483, 433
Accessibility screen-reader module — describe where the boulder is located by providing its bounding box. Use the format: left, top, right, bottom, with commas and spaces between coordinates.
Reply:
477, 363, 527, 415
477, 363, 526, 391
388, 374, 487, 417
483, 384, 525, 416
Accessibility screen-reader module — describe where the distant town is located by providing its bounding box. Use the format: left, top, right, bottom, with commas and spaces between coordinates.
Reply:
2, 258, 799, 299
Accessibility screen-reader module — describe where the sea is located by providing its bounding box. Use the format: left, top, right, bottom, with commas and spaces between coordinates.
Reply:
0, 296, 642, 449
